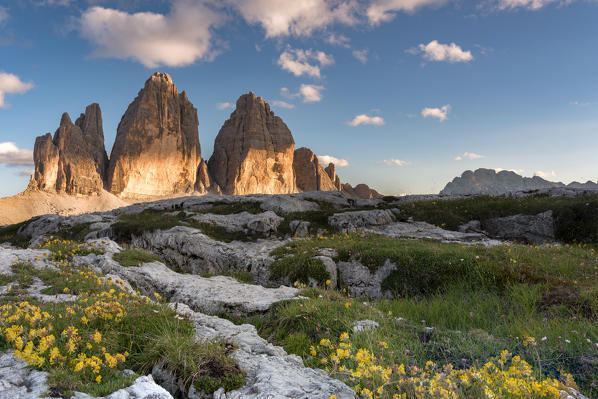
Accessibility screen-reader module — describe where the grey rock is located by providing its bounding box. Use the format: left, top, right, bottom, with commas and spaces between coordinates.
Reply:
352, 320, 379, 333
484, 211, 555, 244
0, 351, 51, 399
191, 211, 283, 236
80, 249, 298, 313
289, 220, 310, 237
338, 260, 396, 298
458, 220, 483, 233
173, 304, 358, 399
328, 209, 396, 233
313, 256, 337, 288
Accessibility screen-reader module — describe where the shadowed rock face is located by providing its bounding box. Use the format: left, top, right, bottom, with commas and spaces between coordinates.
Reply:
208, 92, 296, 195
107, 72, 205, 198
30, 106, 108, 195
293, 147, 336, 192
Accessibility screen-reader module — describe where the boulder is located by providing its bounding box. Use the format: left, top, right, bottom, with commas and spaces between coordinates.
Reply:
328, 209, 396, 233
483, 210, 555, 244
208, 92, 296, 195
29, 106, 108, 195
337, 260, 396, 298
107, 72, 204, 198
293, 147, 337, 192
191, 211, 283, 237
289, 220, 310, 237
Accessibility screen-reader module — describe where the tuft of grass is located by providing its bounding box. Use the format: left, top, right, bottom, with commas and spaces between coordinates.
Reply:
196, 201, 263, 215
0, 220, 32, 248
269, 252, 329, 286
113, 249, 165, 267
396, 194, 598, 243
55, 222, 94, 242
111, 210, 184, 243
200, 271, 255, 285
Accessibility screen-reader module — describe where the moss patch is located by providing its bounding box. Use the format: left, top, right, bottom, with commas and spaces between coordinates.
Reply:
113, 249, 165, 267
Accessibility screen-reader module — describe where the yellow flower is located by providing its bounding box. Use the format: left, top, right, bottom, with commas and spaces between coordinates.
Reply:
96, 375, 102, 384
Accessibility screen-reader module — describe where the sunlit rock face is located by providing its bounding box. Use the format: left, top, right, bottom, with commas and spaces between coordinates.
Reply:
107, 72, 205, 198
293, 147, 337, 192
29, 105, 108, 195
324, 163, 342, 191
208, 92, 297, 195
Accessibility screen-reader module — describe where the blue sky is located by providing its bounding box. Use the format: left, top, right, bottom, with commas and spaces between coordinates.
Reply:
1, 0, 597, 197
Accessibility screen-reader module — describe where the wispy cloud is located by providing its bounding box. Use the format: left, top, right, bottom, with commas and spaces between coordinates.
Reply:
409, 40, 473, 63
277, 47, 334, 78
454, 152, 484, 161
18, 169, 34, 177
494, 168, 525, 174
272, 100, 295, 109
318, 155, 349, 167
352, 48, 368, 64
326, 33, 351, 47
347, 114, 385, 126
0, 142, 34, 166
534, 170, 557, 179
421, 104, 450, 121
493, 0, 578, 10
367, 0, 448, 25
79, 2, 223, 68
216, 102, 234, 110
0, 7, 9, 24
382, 158, 411, 166
0, 73, 34, 108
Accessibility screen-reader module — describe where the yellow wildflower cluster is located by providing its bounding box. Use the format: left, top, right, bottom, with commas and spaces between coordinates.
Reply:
0, 263, 137, 385
316, 333, 577, 399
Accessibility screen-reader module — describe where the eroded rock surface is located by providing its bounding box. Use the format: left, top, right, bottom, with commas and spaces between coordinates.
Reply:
191, 211, 283, 237
107, 72, 205, 198
208, 92, 296, 195
173, 304, 358, 399
484, 210, 555, 244
328, 209, 397, 233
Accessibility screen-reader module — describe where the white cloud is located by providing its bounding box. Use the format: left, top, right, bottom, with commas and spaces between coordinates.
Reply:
367, 0, 448, 24
317, 155, 349, 167
326, 33, 351, 47
352, 49, 368, 64
228, 0, 359, 37
411, 40, 473, 63
79, 1, 223, 68
277, 47, 334, 78
454, 152, 484, 161
280, 87, 293, 98
216, 102, 234, 110
299, 84, 325, 103
0, 142, 34, 166
18, 169, 34, 177
0, 73, 34, 108
382, 158, 411, 166
421, 104, 450, 121
534, 170, 557, 179
494, 168, 525, 174
347, 114, 385, 126
272, 100, 295, 109
494, 0, 574, 10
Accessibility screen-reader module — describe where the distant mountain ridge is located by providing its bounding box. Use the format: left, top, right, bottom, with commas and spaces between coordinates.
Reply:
441, 168, 598, 196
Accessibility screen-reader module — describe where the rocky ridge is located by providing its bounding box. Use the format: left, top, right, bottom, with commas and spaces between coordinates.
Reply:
441, 168, 598, 196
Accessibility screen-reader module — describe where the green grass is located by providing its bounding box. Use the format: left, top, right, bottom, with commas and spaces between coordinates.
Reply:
195, 201, 264, 215
253, 234, 598, 395
396, 194, 598, 243
269, 254, 329, 286
113, 249, 166, 267
200, 271, 255, 284
111, 210, 184, 243
0, 220, 32, 248
55, 222, 94, 242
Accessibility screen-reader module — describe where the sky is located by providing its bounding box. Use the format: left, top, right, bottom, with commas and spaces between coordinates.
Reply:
0, 0, 597, 197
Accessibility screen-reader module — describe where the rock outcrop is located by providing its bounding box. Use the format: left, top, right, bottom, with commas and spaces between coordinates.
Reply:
342, 183, 382, 199
325, 163, 342, 190
29, 106, 108, 195
208, 92, 296, 195
483, 210, 555, 244
107, 72, 206, 198
293, 147, 337, 192
441, 168, 569, 196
